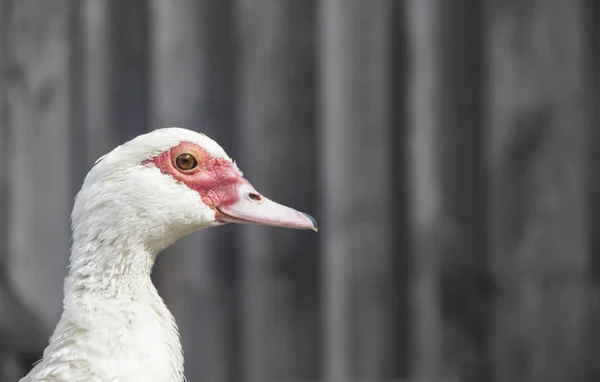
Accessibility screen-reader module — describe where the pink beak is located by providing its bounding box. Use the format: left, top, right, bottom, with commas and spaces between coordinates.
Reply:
215, 182, 317, 232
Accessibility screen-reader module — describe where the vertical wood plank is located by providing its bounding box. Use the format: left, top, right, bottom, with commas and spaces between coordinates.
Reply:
0, 280, 46, 356
236, 1, 318, 381
0, 0, 6, 274
69, 0, 115, 195
80, 0, 113, 164
0, 0, 47, 370
109, 0, 149, 141
487, 2, 589, 382
320, 0, 398, 380
588, 1, 600, 380
438, 1, 488, 382
73, 0, 148, 174
404, 0, 444, 380
0, 352, 25, 382
150, 1, 237, 381
4, 0, 73, 328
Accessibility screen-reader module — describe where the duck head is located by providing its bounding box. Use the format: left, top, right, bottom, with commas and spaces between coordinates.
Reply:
72, 127, 317, 252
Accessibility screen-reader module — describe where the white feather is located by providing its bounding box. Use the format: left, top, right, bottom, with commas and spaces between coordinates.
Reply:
20, 128, 231, 382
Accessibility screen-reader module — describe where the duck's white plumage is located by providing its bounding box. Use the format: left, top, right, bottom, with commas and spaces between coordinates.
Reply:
20, 128, 218, 382
20, 127, 316, 382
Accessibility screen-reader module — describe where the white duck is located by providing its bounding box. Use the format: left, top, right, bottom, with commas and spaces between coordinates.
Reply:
20, 127, 317, 382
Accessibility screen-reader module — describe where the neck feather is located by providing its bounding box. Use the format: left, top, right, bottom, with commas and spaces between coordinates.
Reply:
31, 224, 185, 381
66, 233, 157, 295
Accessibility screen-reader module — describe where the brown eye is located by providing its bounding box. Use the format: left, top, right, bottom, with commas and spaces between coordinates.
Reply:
175, 153, 198, 172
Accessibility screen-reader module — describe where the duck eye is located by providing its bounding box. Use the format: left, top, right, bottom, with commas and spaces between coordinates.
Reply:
175, 153, 198, 172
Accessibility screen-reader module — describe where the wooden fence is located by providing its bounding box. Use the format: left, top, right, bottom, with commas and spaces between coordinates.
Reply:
0, 1, 595, 382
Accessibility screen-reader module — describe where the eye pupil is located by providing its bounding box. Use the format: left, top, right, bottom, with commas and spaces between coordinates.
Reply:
175, 153, 198, 171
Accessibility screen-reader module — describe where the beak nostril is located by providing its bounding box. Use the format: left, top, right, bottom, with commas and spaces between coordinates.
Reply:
248, 192, 262, 202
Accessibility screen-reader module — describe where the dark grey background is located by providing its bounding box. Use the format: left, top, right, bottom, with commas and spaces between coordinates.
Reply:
0, 1, 595, 382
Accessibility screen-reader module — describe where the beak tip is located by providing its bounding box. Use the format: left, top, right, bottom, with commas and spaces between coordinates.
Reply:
301, 212, 318, 232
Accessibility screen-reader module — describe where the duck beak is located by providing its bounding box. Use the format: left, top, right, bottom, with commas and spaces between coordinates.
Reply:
215, 182, 318, 232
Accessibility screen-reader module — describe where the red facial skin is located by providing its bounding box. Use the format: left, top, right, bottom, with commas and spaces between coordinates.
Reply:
146, 142, 245, 211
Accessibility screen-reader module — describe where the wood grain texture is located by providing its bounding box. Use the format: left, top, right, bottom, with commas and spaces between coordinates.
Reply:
589, 1, 600, 380
4, 0, 73, 329
320, 0, 398, 380
79, 0, 114, 165
438, 1, 489, 381
487, 1, 590, 381
0, 279, 46, 355
236, 1, 319, 381
405, 0, 444, 380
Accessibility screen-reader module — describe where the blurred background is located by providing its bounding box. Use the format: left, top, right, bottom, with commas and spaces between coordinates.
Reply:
0, 0, 595, 381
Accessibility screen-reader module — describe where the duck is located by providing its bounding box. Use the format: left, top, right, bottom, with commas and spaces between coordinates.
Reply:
19, 127, 317, 382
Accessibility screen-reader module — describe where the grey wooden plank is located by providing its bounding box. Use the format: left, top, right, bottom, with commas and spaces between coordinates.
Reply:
0, 0, 47, 368
437, 2, 488, 382
150, 1, 237, 381
487, 2, 590, 382
0, 350, 26, 382
0, 279, 46, 355
4, 0, 73, 329
0, 0, 6, 273
589, 1, 600, 380
80, 0, 114, 165
109, 0, 149, 141
320, 0, 398, 380
68, 0, 114, 197
390, 1, 411, 379
236, 1, 318, 381
404, 0, 444, 380
72, 0, 147, 176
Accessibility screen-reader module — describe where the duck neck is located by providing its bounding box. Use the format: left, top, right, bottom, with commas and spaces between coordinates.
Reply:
50, 233, 184, 380
35, 240, 184, 381
66, 236, 158, 297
